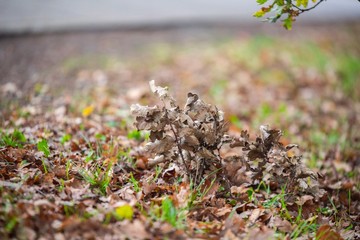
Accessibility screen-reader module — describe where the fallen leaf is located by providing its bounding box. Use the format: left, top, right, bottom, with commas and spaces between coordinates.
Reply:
82, 105, 94, 117
224, 213, 246, 235
249, 208, 264, 224
114, 204, 134, 220
269, 216, 292, 233
216, 207, 232, 218
116, 219, 151, 239
316, 225, 344, 240
296, 195, 314, 206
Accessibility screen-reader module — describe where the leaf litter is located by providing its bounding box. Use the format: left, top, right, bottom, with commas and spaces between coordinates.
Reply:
1, 39, 360, 239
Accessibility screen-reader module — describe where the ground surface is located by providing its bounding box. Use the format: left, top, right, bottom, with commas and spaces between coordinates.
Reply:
0, 23, 360, 239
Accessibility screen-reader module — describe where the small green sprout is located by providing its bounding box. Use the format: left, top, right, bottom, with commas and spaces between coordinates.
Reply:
37, 139, 50, 157
129, 172, 140, 192
60, 134, 72, 144
0, 129, 27, 148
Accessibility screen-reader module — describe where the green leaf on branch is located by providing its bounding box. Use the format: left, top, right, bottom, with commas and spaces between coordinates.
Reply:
253, 10, 266, 18
256, 0, 268, 4
253, 0, 327, 30
302, 0, 309, 7
283, 17, 293, 30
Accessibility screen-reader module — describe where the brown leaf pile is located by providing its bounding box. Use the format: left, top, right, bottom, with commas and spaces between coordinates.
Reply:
1, 31, 360, 239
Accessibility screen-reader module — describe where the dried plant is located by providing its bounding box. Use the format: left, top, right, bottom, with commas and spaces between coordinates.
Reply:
229, 126, 325, 198
131, 80, 229, 186
131, 81, 323, 198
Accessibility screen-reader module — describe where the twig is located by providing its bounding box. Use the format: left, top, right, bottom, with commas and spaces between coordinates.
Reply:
169, 123, 191, 179
161, 100, 192, 179
291, 0, 326, 13
195, 158, 205, 186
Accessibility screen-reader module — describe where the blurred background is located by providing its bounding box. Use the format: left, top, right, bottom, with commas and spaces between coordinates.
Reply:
1, 0, 359, 33
1, 0, 359, 92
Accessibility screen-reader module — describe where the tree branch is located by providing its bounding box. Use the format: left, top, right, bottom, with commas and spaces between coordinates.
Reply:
291, 0, 326, 13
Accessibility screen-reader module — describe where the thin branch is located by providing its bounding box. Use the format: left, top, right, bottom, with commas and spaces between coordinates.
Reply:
169, 123, 191, 178
291, 0, 326, 13
161, 100, 192, 179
